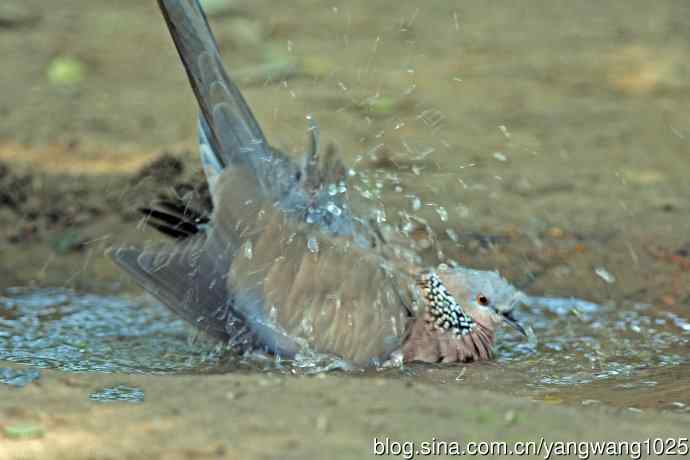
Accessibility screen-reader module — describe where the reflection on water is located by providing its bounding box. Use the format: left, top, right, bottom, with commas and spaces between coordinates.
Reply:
2, 287, 689, 412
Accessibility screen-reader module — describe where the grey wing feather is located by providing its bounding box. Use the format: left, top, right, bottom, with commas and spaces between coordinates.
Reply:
111, 238, 253, 348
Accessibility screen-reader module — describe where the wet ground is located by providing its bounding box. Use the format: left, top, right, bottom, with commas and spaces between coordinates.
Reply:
1, 0, 690, 458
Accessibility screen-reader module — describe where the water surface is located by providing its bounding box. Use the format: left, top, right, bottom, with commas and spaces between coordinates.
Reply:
2, 287, 688, 413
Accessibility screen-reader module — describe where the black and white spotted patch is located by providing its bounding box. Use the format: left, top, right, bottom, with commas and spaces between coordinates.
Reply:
417, 271, 475, 337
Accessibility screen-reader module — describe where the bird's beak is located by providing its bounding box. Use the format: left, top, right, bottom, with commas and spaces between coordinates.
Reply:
501, 310, 527, 337
500, 291, 529, 337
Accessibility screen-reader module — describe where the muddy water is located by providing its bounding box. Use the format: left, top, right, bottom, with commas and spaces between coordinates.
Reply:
2, 0, 690, 425
2, 286, 689, 413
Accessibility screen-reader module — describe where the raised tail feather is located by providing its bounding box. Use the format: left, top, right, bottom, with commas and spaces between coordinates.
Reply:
157, 0, 279, 189
157, 0, 354, 236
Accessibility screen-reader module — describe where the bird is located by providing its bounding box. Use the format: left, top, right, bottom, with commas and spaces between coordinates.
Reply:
111, 0, 529, 367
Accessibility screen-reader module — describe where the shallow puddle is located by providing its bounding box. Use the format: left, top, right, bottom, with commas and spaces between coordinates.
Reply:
89, 384, 145, 403
0, 288, 227, 374
2, 287, 688, 413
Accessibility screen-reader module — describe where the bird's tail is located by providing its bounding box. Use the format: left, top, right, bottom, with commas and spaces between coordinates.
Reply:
157, 0, 272, 182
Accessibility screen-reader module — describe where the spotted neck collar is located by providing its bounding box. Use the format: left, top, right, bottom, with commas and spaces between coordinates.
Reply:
417, 271, 475, 337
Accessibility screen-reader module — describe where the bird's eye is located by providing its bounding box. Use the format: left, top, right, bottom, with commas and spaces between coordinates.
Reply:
476, 294, 490, 306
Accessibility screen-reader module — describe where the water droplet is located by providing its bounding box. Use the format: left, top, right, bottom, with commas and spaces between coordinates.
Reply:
411, 197, 421, 210
242, 240, 253, 259
307, 237, 319, 253
326, 202, 342, 216
372, 208, 386, 223
338, 182, 348, 193
446, 228, 458, 242
301, 317, 314, 336
436, 206, 448, 222
327, 183, 338, 196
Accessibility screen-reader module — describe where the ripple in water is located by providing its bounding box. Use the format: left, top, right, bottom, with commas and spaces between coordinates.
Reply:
1, 287, 689, 411
0, 288, 228, 374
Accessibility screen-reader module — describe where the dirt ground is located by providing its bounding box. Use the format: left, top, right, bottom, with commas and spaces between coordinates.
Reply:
2, 0, 690, 458
1, 363, 689, 460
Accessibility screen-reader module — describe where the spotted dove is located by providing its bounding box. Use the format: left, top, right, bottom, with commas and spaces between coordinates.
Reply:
112, 0, 528, 367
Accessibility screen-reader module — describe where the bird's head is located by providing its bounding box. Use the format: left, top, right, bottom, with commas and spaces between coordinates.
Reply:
402, 266, 528, 363
437, 266, 528, 336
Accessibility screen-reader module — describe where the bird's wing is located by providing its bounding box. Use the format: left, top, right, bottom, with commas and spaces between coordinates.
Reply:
111, 235, 254, 348
116, 1, 415, 363
212, 171, 416, 366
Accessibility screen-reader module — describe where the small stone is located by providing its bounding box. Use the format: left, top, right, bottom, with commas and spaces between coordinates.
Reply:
594, 267, 616, 284
493, 152, 508, 162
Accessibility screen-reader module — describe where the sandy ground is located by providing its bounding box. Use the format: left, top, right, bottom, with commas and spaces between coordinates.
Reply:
2, 0, 690, 457
2, 363, 690, 460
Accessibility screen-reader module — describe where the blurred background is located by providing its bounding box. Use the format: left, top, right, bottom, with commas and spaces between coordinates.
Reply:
1, 0, 689, 295
1, 0, 690, 457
